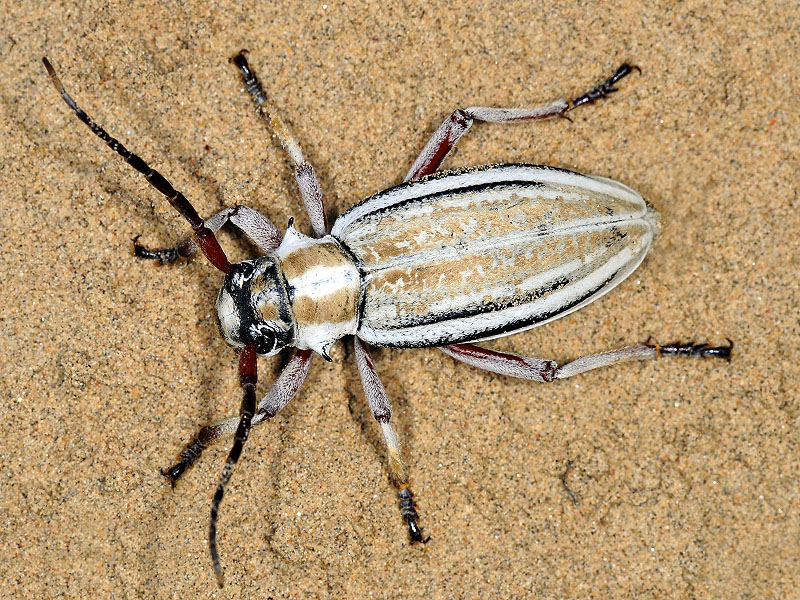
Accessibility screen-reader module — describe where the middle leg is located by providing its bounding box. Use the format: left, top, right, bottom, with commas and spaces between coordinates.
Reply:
354, 338, 428, 543
405, 63, 639, 182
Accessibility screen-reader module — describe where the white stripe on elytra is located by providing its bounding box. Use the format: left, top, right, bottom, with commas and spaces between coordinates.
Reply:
358, 238, 650, 347
362, 217, 642, 274
332, 165, 644, 237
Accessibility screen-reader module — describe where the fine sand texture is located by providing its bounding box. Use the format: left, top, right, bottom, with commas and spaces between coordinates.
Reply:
1, 2, 798, 598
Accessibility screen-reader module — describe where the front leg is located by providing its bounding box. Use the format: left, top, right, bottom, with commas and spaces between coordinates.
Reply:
163, 349, 313, 484
231, 51, 328, 237
405, 63, 639, 182
134, 205, 282, 264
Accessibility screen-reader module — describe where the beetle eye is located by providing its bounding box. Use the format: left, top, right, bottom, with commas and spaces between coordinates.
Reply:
253, 325, 276, 355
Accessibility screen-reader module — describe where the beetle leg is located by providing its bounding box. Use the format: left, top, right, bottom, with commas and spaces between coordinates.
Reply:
163, 349, 313, 485
405, 63, 639, 182
43, 57, 233, 274
439, 343, 557, 381
568, 63, 641, 111
134, 205, 282, 264
554, 340, 732, 379
231, 50, 328, 237
354, 338, 429, 544
441, 339, 732, 381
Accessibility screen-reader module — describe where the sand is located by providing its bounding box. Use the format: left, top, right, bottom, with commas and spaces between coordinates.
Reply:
1, 1, 798, 598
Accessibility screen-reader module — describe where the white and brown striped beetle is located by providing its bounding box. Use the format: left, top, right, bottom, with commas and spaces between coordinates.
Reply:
44, 52, 732, 587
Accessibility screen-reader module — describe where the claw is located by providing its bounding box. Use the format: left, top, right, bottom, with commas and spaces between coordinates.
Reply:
654, 339, 734, 360
161, 461, 189, 488
162, 435, 209, 487
406, 514, 429, 544
398, 487, 430, 544
133, 235, 181, 263
569, 63, 640, 111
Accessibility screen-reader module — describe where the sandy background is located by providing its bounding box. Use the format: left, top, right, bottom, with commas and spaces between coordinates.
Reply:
1, 1, 798, 598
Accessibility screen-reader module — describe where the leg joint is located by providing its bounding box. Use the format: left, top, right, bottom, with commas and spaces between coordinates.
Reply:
452, 108, 473, 127
541, 360, 558, 382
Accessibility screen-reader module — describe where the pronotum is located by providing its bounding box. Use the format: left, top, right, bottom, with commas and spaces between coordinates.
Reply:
43, 52, 731, 587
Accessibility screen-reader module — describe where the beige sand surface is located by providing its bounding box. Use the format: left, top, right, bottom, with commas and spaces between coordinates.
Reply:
1, 1, 798, 598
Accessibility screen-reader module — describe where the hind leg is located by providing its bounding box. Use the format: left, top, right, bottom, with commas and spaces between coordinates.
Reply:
440, 340, 733, 382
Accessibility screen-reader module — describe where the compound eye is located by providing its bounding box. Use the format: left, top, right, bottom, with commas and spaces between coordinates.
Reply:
253, 326, 276, 355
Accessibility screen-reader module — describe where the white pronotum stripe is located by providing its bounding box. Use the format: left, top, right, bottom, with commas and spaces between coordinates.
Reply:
289, 263, 359, 300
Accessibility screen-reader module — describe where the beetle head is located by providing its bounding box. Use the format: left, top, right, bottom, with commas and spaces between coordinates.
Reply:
216, 257, 295, 356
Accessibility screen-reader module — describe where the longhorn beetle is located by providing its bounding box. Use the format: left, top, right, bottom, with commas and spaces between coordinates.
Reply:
43, 52, 732, 587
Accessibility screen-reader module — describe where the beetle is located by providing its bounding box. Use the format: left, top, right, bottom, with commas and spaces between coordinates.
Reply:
43, 52, 731, 587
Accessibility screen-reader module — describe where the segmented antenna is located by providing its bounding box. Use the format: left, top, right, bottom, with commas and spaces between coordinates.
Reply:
42, 57, 233, 274
209, 344, 258, 587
